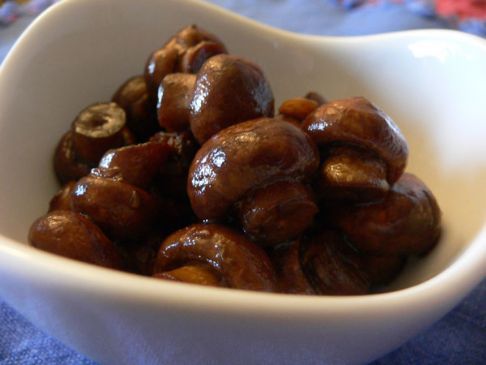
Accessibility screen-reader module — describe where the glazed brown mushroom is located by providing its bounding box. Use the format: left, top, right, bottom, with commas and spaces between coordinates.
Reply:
317, 146, 389, 202
29, 210, 124, 269
188, 117, 319, 245
71, 102, 134, 164
53, 131, 91, 185
272, 230, 370, 295
30, 24, 444, 296
157, 53, 274, 141
235, 181, 318, 245
278, 97, 319, 121
271, 240, 315, 295
304, 91, 327, 106
150, 131, 198, 197
331, 173, 442, 256
302, 97, 409, 202
144, 25, 227, 100
49, 181, 76, 212
53, 103, 135, 185
112, 76, 160, 141
92, 140, 170, 189
301, 230, 370, 295
71, 175, 160, 241
153, 224, 276, 291
157, 73, 196, 132
149, 131, 199, 231
121, 230, 167, 275
189, 54, 275, 144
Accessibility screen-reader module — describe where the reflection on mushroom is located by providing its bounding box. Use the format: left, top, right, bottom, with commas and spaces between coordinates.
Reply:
112, 76, 160, 141
157, 73, 196, 132
144, 25, 227, 101
54, 103, 135, 184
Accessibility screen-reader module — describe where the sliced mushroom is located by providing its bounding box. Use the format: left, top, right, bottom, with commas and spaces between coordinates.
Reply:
272, 230, 370, 295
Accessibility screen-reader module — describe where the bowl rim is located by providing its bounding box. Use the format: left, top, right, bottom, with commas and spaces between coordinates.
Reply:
0, 228, 485, 315
0, 0, 485, 316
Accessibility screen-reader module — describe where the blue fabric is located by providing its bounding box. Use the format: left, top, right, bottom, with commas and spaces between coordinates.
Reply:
1, 1, 485, 364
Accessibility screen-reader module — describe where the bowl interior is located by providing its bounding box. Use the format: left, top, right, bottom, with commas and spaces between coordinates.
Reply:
0, 0, 485, 291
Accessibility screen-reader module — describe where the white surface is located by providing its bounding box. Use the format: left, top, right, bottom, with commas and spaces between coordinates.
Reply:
0, 0, 485, 364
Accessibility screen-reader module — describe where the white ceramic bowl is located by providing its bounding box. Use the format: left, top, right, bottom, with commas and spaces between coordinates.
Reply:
0, 0, 485, 364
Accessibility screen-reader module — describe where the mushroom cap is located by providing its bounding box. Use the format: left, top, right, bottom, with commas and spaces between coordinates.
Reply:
188, 117, 319, 220
331, 173, 442, 256
189, 54, 274, 144
29, 210, 123, 269
153, 223, 276, 291
302, 97, 408, 184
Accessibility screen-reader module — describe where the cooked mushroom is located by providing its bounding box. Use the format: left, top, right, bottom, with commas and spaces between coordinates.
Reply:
157, 73, 196, 132
144, 25, 227, 100
29, 210, 124, 269
153, 224, 276, 291
189, 54, 275, 143
302, 97, 408, 202
54, 103, 135, 184
71, 175, 160, 241
331, 173, 442, 256
112, 75, 160, 141
188, 117, 319, 245
272, 230, 370, 295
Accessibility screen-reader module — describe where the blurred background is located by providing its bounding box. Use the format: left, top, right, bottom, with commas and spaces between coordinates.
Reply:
2, 0, 486, 61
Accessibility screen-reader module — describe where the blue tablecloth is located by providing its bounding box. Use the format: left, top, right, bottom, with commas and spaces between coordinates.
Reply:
1, 1, 485, 364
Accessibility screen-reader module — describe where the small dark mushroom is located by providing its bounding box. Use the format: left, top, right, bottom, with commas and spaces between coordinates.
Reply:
29, 210, 124, 269
112, 76, 160, 141
189, 54, 274, 144
303, 97, 409, 202
188, 118, 319, 245
49, 181, 76, 212
157, 73, 196, 132
144, 25, 227, 100
71, 175, 160, 241
153, 224, 276, 291
272, 230, 370, 295
331, 173, 442, 256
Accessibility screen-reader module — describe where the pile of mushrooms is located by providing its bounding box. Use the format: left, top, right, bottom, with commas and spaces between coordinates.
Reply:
28, 25, 442, 295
